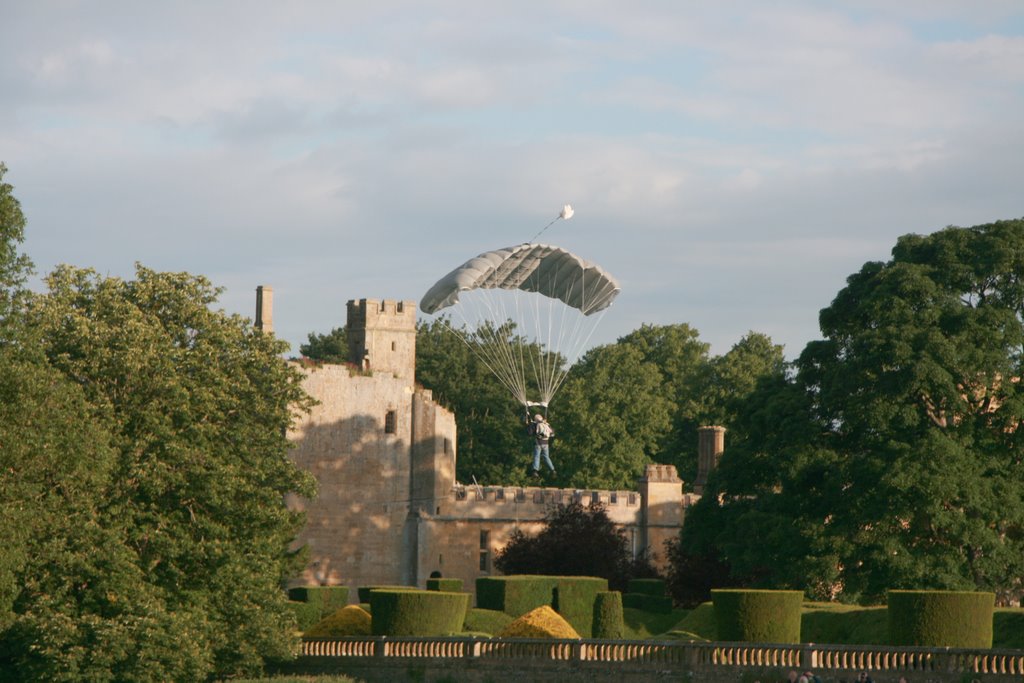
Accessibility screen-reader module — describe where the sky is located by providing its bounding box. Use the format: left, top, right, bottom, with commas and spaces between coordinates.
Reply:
2, 1, 1023, 360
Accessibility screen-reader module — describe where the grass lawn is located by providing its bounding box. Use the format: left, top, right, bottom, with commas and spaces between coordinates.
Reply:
622, 606, 691, 639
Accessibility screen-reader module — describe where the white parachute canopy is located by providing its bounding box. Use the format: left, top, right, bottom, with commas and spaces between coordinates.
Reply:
421, 242, 620, 407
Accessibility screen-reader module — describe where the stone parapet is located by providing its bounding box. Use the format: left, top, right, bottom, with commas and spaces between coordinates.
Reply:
289, 637, 1024, 683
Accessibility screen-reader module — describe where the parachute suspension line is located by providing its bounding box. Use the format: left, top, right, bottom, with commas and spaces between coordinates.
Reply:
466, 293, 530, 406
436, 316, 528, 405
528, 204, 574, 244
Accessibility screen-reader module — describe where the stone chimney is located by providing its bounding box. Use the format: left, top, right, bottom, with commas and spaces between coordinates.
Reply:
255, 285, 273, 333
694, 425, 726, 494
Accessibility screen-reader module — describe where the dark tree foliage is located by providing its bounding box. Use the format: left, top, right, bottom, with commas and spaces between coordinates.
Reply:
299, 326, 347, 363
679, 218, 1024, 604
494, 502, 658, 591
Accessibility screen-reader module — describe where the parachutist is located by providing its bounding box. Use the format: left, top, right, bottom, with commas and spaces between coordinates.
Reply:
526, 411, 556, 478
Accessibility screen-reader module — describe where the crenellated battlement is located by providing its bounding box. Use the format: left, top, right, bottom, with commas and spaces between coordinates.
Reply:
346, 298, 417, 330
453, 484, 641, 509
445, 483, 695, 527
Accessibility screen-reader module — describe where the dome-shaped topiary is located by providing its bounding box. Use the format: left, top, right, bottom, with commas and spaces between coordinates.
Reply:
304, 605, 372, 637
497, 605, 580, 639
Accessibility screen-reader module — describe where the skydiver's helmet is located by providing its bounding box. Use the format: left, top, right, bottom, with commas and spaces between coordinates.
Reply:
534, 413, 545, 422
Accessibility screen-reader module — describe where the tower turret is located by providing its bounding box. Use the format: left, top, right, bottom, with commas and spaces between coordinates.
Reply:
346, 298, 417, 382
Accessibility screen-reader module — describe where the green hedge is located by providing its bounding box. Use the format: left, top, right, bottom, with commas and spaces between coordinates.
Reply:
554, 577, 609, 637
627, 578, 666, 597
593, 591, 624, 639
286, 600, 322, 632
426, 578, 464, 593
476, 576, 559, 617
370, 590, 470, 636
888, 590, 994, 648
356, 585, 416, 603
712, 589, 802, 643
622, 592, 673, 614
287, 586, 350, 622
476, 575, 608, 636
464, 608, 514, 636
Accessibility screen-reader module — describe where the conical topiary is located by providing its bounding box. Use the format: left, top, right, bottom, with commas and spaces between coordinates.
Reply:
496, 605, 580, 639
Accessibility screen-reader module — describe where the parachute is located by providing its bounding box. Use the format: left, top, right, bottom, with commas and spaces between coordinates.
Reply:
420, 242, 620, 407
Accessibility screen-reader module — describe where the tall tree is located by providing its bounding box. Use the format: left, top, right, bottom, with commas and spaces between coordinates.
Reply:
24, 264, 317, 678
0, 163, 32, 342
614, 324, 709, 480
680, 218, 1024, 604
554, 342, 674, 489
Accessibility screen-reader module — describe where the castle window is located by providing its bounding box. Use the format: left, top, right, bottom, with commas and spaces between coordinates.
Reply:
515, 489, 526, 502
610, 492, 618, 504
591, 491, 600, 505
444, 437, 450, 454
396, 302, 404, 312
479, 530, 490, 572
627, 493, 637, 506
384, 410, 397, 434
495, 488, 505, 501
391, 341, 396, 351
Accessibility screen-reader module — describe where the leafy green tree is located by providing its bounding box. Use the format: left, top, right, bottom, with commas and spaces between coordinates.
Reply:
23, 264, 317, 678
299, 326, 347, 363
613, 324, 709, 480
681, 218, 1024, 604
555, 342, 674, 489
0, 163, 32, 341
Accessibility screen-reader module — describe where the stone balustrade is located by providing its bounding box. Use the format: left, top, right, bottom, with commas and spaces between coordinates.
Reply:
296, 636, 1024, 681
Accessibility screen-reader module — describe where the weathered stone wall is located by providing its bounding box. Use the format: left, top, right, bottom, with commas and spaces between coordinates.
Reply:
287, 364, 439, 589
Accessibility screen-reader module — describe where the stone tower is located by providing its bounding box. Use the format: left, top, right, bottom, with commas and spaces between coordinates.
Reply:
346, 298, 417, 381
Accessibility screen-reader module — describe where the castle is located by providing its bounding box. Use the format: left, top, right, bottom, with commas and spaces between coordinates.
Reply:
256, 288, 723, 599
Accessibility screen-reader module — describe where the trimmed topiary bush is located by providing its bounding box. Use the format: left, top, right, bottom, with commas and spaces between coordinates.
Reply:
305, 605, 372, 637
712, 589, 802, 643
554, 577, 608, 637
464, 608, 514, 636
287, 585, 350, 621
287, 600, 322, 632
370, 590, 470, 636
476, 576, 559, 617
888, 590, 994, 648
628, 578, 666, 596
497, 605, 580, 639
357, 585, 417, 603
593, 591, 624, 639
426, 578, 464, 592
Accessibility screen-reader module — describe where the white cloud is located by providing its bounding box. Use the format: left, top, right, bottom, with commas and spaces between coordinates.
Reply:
2, 1, 1022, 361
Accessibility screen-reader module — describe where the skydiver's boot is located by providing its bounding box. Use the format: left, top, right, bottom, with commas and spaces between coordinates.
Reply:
531, 469, 540, 479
